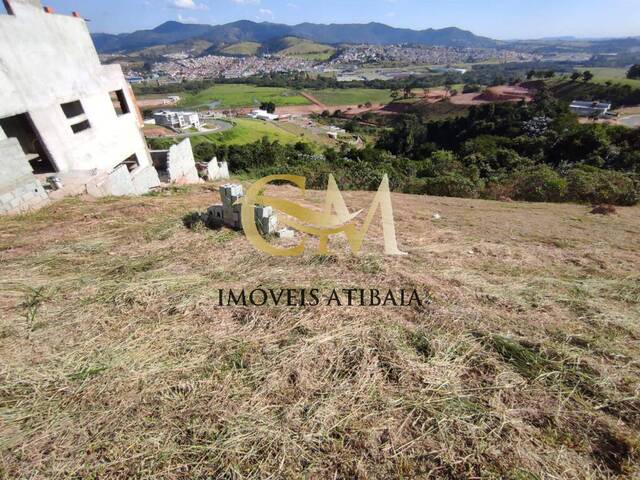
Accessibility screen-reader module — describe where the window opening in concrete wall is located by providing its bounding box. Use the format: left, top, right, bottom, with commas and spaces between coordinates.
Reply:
110, 90, 131, 116
0, 113, 57, 173
117, 154, 139, 173
1, 1, 11, 15
71, 120, 91, 134
61, 101, 85, 119
61, 100, 91, 134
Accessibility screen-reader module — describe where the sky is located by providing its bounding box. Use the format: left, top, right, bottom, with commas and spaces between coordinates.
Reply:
43, 0, 640, 40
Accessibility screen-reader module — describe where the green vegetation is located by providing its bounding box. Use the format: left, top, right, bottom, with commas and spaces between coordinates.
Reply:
275, 37, 336, 61
219, 41, 262, 56
549, 79, 640, 107
148, 118, 305, 152
187, 87, 640, 206
310, 88, 394, 106
628, 64, 640, 80
575, 67, 640, 88
178, 84, 311, 108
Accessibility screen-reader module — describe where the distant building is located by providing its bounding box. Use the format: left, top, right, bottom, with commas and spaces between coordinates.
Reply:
153, 110, 201, 129
248, 109, 279, 121
570, 100, 612, 118
126, 76, 144, 84
430, 67, 468, 75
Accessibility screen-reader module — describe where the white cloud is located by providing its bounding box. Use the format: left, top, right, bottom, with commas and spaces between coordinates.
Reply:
169, 0, 207, 10
258, 8, 274, 20
232, 0, 261, 4
178, 13, 198, 23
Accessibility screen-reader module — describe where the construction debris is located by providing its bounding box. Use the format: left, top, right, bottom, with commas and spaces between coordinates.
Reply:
203, 183, 279, 234
151, 138, 201, 185
277, 228, 296, 239
206, 157, 230, 181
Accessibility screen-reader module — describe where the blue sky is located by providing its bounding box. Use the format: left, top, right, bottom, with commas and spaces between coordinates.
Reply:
44, 0, 640, 39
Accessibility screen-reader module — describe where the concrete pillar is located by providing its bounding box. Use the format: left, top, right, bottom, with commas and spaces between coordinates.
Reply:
0, 126, 6, 141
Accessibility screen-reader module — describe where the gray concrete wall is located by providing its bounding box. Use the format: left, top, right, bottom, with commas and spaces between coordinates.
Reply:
0, 137, 49, 214
0, 1, 151, 173
206, 157, 230, 181
131, 164, 161, 195
86, 165, 136, 198
167, 139, 200, 184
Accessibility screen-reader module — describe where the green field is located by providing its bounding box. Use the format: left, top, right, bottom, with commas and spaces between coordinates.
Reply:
179, 84, 311, 108
276, 37, 336, 61
577, 67, 640, 88
189, 118, 304, 146
219, 42, 262, 56
309, 88, 394, 106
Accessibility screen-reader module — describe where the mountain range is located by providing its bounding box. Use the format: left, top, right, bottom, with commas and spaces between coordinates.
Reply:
91, 20, 499, 54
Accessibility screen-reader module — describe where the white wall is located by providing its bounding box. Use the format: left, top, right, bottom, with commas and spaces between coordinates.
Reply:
0, 0, 151, 172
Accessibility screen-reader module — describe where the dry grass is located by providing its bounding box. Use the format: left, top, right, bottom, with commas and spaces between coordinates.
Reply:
1, 183, 639, 479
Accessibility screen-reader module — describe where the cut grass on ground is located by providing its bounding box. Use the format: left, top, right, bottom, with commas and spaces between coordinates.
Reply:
1, 185, 639, 478
178, 84, 311, 108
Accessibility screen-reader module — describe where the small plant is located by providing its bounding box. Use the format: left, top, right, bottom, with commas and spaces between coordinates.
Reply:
21, 287, 45, 331
182, 211, 206, 230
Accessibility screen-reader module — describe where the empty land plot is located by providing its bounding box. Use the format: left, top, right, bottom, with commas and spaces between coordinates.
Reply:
179, 84, 311, 108
188, 118, 304, 146
1, 185, 639, 478
309, 88, 394, 106
578, 68, 640, 88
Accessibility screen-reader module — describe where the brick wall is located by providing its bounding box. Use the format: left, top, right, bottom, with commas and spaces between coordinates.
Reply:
0, 138, 49, 215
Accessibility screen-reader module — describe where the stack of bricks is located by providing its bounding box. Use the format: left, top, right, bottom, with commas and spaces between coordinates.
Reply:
206, 184, 244, 230
205, 183, 279, 234
255, 205, 278, 235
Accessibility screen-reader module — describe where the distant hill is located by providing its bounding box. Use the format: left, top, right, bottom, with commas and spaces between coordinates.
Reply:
92, 20, 499, 54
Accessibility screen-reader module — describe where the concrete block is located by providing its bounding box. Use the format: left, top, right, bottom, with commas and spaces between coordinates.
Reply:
206, 157, 230, 181
86, 165, 135, 198
131, 164, 161, 195
167, 138, 201, 184
255, 205, 273, 218
0, 193, 14, 204
277, 228, 295, 239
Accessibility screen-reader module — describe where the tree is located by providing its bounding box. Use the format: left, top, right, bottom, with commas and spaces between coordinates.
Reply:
570, 71, 582, 82
526, 70, 536, 80
627, 64, 640, 80
260, 101, 276, 113
390, 89, 400, 101
582, 71, 594, 83
403, 86, 412, 99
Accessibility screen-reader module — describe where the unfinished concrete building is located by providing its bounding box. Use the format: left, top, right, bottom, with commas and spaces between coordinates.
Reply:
0, 0, 159, 214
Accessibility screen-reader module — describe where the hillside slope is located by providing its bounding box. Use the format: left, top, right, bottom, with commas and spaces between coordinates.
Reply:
1, 184, 639, 477
92, 20, 498, 53
218, 41, 262, 56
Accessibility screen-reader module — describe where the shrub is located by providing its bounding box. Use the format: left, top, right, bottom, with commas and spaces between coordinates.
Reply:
463, 84, 482, 94
422, 173, 482, 198
566, 166, 638, 206
510, 165, 567, 202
